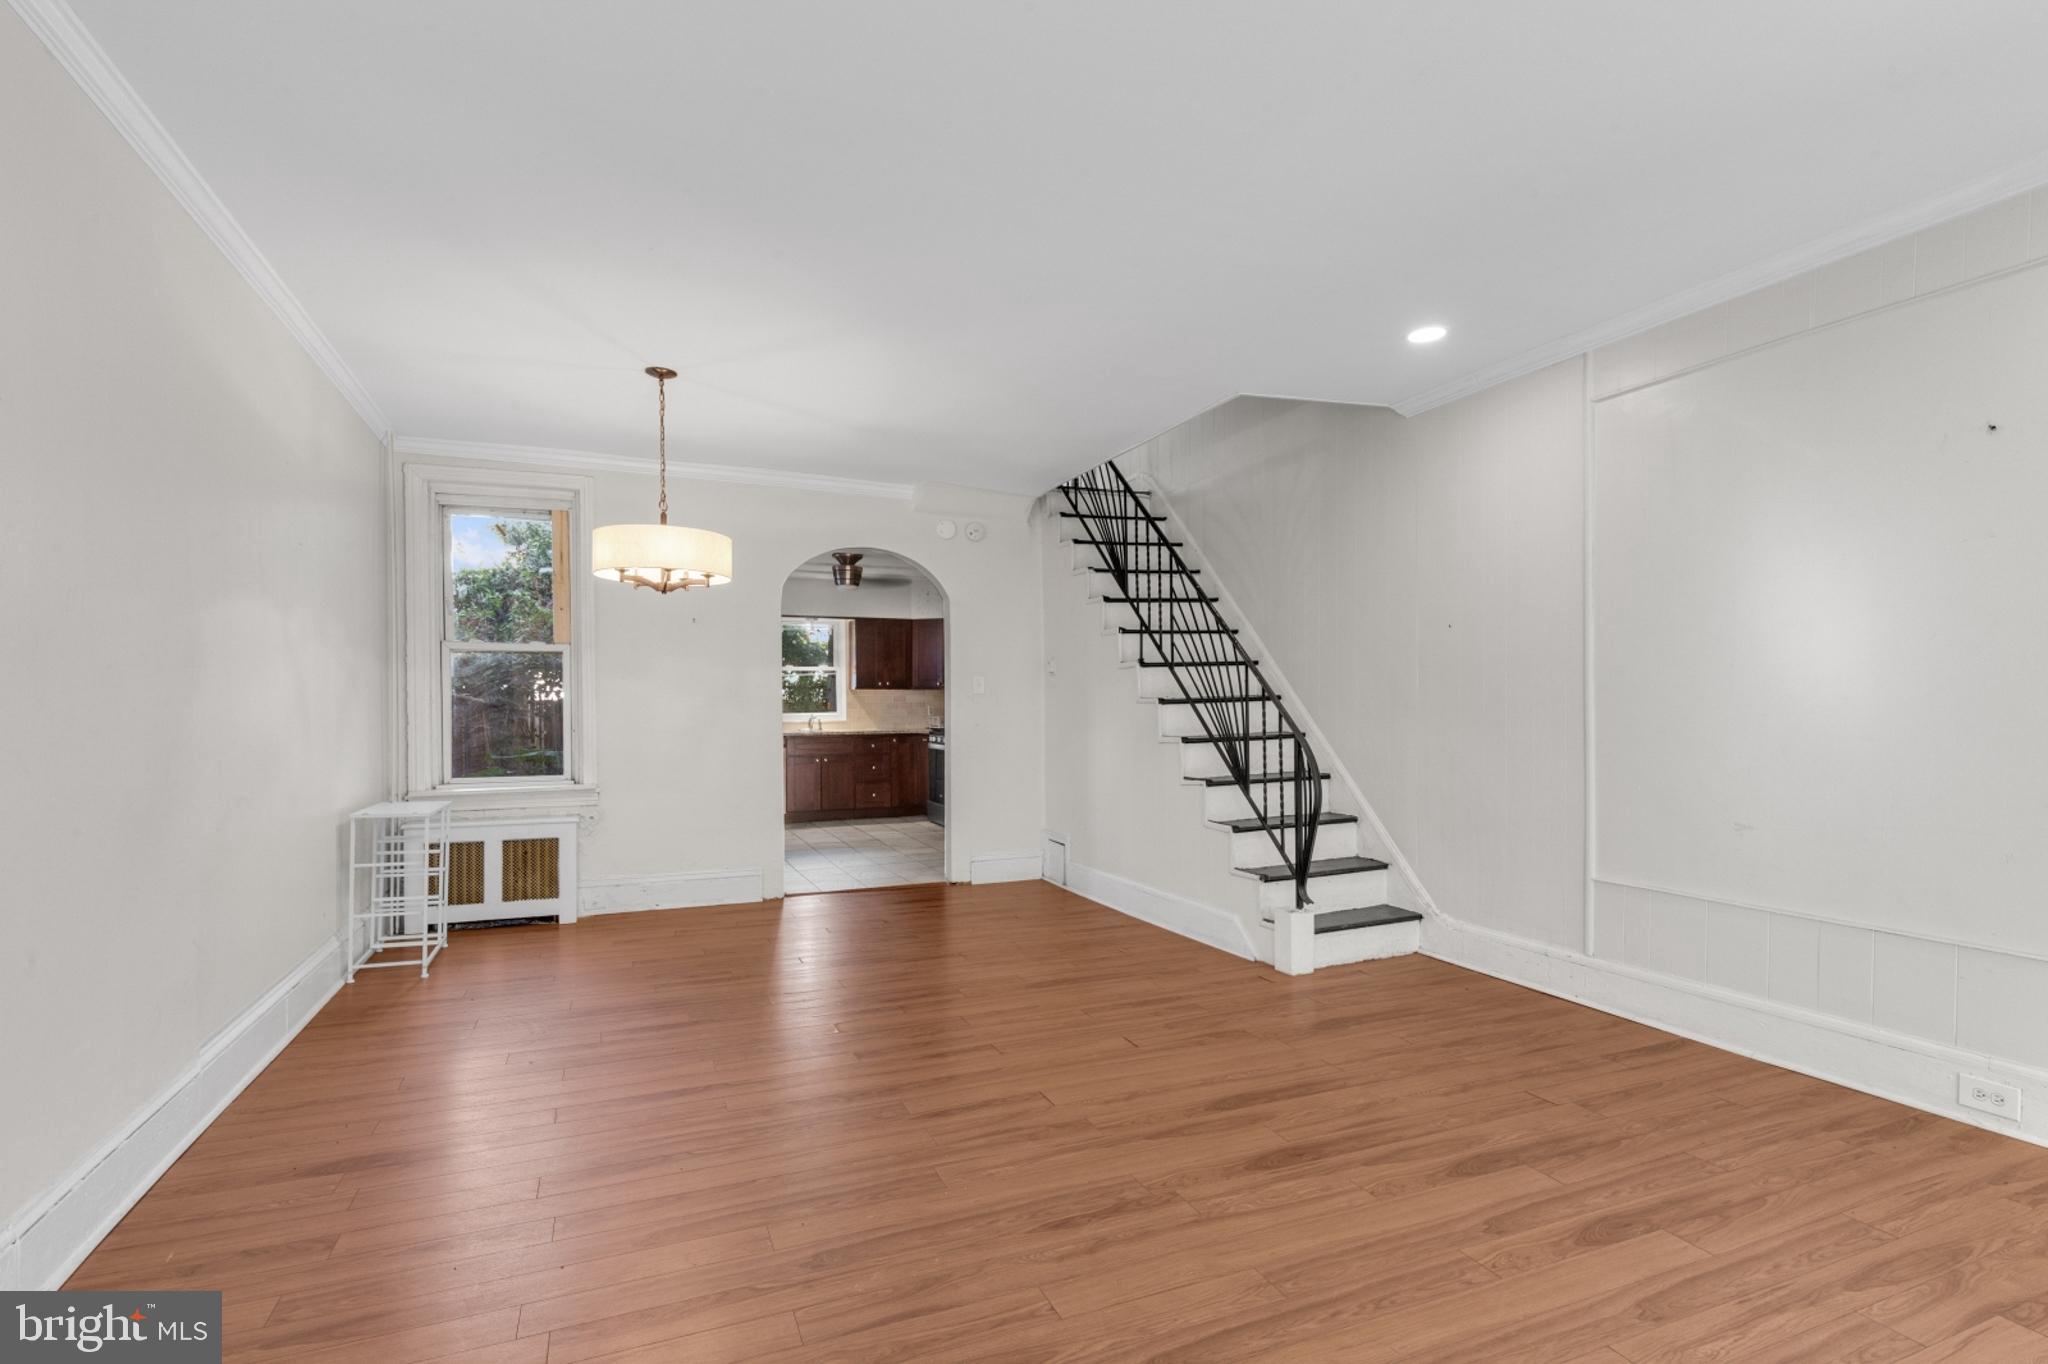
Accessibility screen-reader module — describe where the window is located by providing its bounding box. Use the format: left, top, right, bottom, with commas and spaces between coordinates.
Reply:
448, 511, 566, 779
403, 465, 596, 807
782, 618, 846, 722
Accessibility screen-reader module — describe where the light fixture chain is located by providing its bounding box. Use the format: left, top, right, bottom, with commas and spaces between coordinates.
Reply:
656, 372, 669, 526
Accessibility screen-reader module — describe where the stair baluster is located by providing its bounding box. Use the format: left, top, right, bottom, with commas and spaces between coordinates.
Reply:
1056, 460, 1322, 909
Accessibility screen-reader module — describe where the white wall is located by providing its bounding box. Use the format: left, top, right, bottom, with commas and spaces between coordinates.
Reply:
1080, 181, 2048, 1143
1583, 205, 2048, 1085
0, 8, 388, 1282
432, 467, 1045, 908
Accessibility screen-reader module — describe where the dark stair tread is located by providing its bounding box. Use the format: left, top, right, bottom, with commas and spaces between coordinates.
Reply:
1103, 595, 1220, 603
1089, 565, 1201, 574
1059, 512, 1167, 521
1260, 905, 1425, 932
1197, 770, 1329, 787
1242, 854, 1388, 881
1156, 693, 1274, 704
1059, 483, 1156, 495
1217, 811, 1359, 831
1138, 659, 1257, 668
1075, 537, 1185, 547
1120, 626, 1237, 634
1185, 731, 1309, 744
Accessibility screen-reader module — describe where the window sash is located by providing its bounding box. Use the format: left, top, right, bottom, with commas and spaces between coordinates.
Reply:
782, 618, 846, 720
437, 494, 578, 788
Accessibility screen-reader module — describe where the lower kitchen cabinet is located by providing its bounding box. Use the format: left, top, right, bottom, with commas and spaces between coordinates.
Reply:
784, 733, 930, 821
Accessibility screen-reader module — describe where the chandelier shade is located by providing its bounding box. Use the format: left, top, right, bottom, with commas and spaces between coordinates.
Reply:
593, 366, 734, 594
592, 522, 733, 591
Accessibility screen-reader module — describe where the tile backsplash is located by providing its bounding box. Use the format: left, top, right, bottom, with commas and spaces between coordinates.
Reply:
787, 687, 943, 733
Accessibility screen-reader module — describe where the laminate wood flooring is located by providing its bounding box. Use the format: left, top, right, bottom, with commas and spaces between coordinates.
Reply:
67, 882, 2048, 1362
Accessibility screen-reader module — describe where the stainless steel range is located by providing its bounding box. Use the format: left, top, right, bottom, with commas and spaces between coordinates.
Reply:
926, 725, 945, 826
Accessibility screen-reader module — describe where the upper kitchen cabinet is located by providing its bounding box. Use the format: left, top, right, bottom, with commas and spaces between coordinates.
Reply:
912, 618, 944, 690
851, 617, 913, 690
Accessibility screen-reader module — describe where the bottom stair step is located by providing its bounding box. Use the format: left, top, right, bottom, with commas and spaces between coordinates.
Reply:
1262, 904, 1424, 933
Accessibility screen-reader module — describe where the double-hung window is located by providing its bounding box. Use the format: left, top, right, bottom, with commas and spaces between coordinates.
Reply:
448, 509, 567, 779
782, 617, 846, 722
404, 465, 596, 805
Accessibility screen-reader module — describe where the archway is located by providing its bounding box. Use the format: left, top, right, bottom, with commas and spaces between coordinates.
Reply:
774, 546, 949, 895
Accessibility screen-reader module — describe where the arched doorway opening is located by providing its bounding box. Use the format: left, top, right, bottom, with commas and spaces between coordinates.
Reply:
776, 547, 949, 895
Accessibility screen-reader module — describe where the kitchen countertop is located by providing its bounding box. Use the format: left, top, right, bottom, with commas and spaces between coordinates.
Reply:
782, 728, 932, 737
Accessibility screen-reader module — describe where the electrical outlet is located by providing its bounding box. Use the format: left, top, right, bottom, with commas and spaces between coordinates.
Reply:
1960, 1074, 2022, 1121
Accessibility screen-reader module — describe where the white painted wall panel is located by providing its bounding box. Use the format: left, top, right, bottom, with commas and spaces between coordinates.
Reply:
1871, 934, 1957, 1044
1955, 949, 2048, 1070
1765, 916, 1822, 1010
1593, 263, 2048, 956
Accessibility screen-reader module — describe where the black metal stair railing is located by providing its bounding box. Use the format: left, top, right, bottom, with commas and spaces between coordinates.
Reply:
1057, 459, 1322, 909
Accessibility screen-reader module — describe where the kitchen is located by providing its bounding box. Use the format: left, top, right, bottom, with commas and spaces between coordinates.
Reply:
780, 548, 947, 893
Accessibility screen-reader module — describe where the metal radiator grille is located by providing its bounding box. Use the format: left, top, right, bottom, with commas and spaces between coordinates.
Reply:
502, 837, 561, 902
447, 841, 485, 906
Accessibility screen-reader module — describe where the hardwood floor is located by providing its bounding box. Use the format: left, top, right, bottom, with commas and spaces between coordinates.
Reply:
69, 882, 2048, 1362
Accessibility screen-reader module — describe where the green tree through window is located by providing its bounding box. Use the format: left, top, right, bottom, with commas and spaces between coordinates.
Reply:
449, 513, 564, 777
782, 619, 841, 716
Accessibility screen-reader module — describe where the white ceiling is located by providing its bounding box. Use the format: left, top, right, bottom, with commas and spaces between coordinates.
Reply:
59, 0, 2048, 493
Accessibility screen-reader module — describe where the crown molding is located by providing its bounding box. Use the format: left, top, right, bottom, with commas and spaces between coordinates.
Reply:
11, 0, 389, 439
1391, 148, 2048, 417
392, 436, 916, 501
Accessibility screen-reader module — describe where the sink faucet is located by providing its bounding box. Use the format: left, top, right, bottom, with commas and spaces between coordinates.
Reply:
808, 714, 822, 733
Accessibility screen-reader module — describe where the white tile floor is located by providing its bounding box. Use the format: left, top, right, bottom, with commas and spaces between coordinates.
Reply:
783, 815, 946, 894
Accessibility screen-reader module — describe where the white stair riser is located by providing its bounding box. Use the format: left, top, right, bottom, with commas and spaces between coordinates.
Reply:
1181, 742, 1314, 782
1117, 632, 1249, 666
1089, 581, 1209, 609
1137, 665, 1261, 701
1122, 630, 1245, 663
1227, 822, 1359, 864
1256, 866, 1389, 913
1202, 779, 1325, 823
1157, 701, 1286, 737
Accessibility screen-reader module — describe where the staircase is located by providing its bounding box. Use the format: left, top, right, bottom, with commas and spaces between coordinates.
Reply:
1055, 459, 1421, 974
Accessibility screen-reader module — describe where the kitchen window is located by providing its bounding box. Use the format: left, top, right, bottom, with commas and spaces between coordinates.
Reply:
782, 618, 846, 722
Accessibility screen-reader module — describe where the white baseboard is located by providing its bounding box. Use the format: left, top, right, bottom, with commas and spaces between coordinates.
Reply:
1065, 861, 1261, 961
968, 851, 1045, 885
0, 935, 346, 1291
1424, 912, 2048, 1149
579, 868, 764, 917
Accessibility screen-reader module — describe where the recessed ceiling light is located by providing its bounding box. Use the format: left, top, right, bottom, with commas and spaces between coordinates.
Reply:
1407, 324, 1448, 345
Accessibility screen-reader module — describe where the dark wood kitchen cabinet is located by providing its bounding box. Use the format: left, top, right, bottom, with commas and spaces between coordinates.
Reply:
785, 732, 931, 822
817, 752, 856, 810
893, 732, 929, 806
911, 617, 944, 690
851, 618, 913, 690
784, 751, 822, 814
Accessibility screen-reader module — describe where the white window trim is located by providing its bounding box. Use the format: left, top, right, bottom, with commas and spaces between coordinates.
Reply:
781, 616, 849, 724
403, 463, 599, 811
